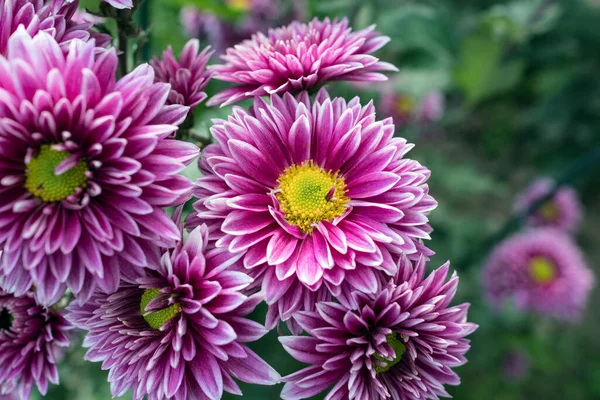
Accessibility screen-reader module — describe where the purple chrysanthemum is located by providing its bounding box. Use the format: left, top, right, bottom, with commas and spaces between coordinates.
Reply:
207, 17, 398, 106
0, 0, 110, 55
0, 290, 73, 399
514, 178, 582, 233
67, 224, 280, 400
151, 39, 213, 111
279, 256, 477, 400
483, 229, 594, 321
0, 29, 198, 305
187, 89, 436, 330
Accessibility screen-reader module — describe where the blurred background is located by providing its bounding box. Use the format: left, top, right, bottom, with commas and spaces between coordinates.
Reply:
44, 0, 600, 399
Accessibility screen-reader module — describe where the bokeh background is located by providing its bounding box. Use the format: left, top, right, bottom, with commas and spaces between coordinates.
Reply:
41, 0, 600, 399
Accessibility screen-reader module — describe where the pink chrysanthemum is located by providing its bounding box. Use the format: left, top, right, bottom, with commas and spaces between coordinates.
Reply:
207, 17, 398, 106
67, 224, 280, 400
187, 89, 436, 330
151, 39, 213, 111
279, 256, 477, 400
483, 229, 594, 321
0, 29, 197, 305
0, 290, 73, 399
0, 0, 110, 54
514, 178, 582, 233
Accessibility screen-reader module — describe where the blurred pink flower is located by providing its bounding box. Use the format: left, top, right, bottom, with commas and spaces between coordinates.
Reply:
514, 178, 582, 233
483, 229, 594, 321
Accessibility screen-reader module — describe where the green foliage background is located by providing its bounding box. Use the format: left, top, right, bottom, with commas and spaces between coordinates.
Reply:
40, 0, 600, 399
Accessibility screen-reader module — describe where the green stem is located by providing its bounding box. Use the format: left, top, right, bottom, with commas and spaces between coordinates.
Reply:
118, 28, 129, 77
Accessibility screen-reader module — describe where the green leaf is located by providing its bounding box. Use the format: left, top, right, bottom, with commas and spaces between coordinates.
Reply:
167, 0, 244, 21
454, 35, 524, 104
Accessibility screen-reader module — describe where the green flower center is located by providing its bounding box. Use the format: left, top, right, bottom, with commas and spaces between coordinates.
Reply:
374, 333, 406, 374
140, 288, 181, 330
0, 307, 13, 331
539, 201, 559, 222
529, 256, 556, 285
276, 161, 349, 234
25, 145, 88, 202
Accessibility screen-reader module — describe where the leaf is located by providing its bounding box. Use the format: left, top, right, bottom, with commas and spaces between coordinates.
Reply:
454, 35, 524, 104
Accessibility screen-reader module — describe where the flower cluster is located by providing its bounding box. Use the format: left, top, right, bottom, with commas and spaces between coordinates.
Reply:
0, 2, 478, 399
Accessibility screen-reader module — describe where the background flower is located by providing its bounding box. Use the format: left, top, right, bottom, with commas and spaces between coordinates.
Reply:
68, 224, 280, 400
514, 178, 582, 233
483, 229, 594, 321
0, 29, 197, 305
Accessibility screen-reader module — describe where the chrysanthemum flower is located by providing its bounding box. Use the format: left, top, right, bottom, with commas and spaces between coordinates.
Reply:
483, 229, 594, 321
0, 290, 73, 399
514, 178, 582, 233
0, 0, 110, 55
207, 17, 398, 106
279, 256, 477, 400
0, 29, 197, 305
67, 224, 280, 400
151, 39, 213, 110
187, 89, 437, 329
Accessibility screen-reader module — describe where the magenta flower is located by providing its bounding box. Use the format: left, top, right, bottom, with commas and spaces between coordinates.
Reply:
187, 89, 436, 330
103, 0, 133, 9
151, 39, 213, 111
279, 256, 477, 400
380, 90, 445, 128
514, 178, 582, 233
0, 290, 73, 399
0, 29, 197, 305
416, 90, 444, 123
0, 0, 110, 55
207, 17, 398, 106
67, 224, 280, 400
483, 229, 594, 321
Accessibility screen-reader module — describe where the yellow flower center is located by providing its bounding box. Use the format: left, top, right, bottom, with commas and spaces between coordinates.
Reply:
140, 288, 181, 330
396, 96, 414, 114
25, 145, 87, 202
529, 256, 556, 285
539, 201, 559, 222
276, 161, 349, 234
375, 333, 406, 374
226, 0, 250, 12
